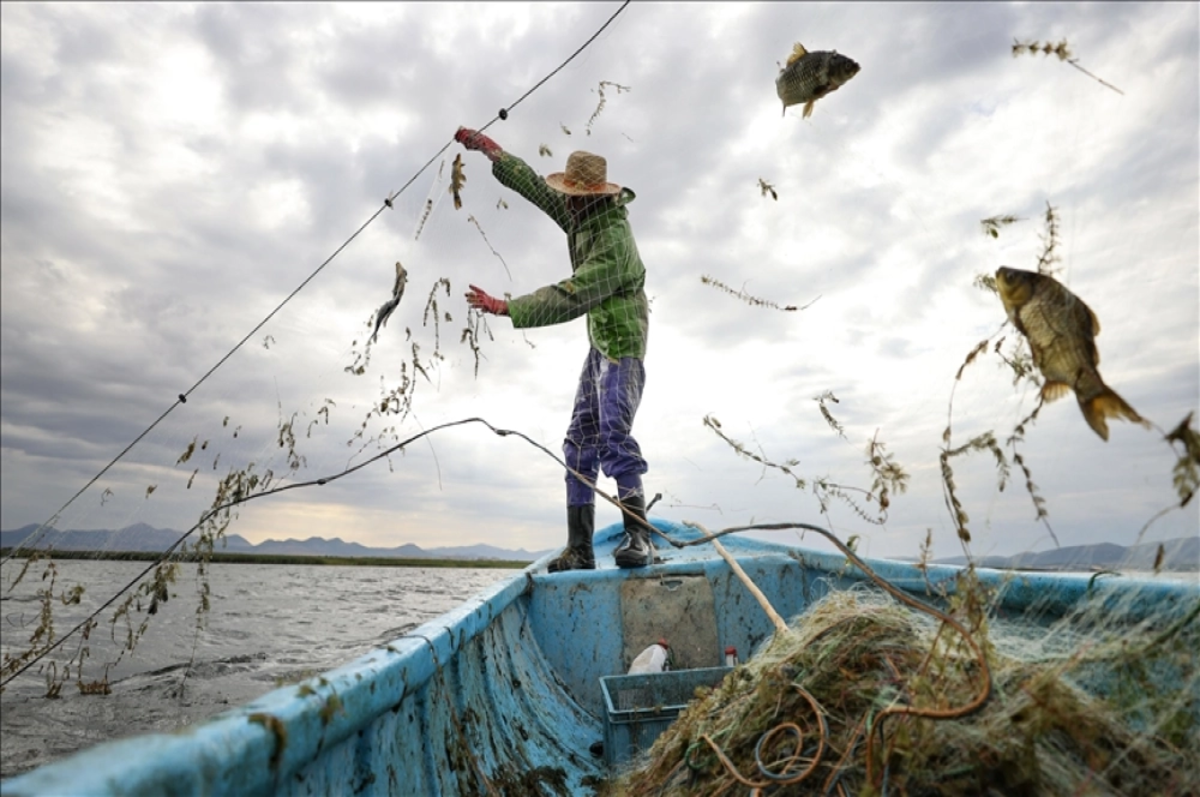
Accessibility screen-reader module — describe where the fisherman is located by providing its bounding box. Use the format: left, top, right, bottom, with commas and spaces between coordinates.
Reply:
454, 127, 651, 571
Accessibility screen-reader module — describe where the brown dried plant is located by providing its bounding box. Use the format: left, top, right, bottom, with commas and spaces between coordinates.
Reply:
1, 559, 75, 695
586, 80, 630, 135
814, 391, 845, 439
1165, 412, 1200, 509
973, 273, 999, 295
461, 308, 495, 378
1034, 201, 1061, 276
344, 315, 376, 376
468, 215, 512, 280
991, 334, 1038, 386
703, 415, 806, 491
1013, 38, 1073, 61
943, 329, 1057, 547
422, 277, 452, 356
866, 430, 909, 514
1006, 401, 1053, 531
701, 274, 815, 312
980, 214, 1022, 239
414, 198, 434, 240
306, 399, 335, 439
939, 429, 1019, 547
703, 403, 906, 528
450, 154, 466, 210
1012, 38, 1124, 95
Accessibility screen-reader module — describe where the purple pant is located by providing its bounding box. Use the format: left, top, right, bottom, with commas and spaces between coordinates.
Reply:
564, 348, 647, 506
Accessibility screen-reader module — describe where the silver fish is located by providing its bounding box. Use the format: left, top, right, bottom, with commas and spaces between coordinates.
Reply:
370, 261, 408, 344
776, 43, 861, 118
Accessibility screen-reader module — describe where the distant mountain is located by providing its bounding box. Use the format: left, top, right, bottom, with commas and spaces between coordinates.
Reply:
0, 524, 549, 562
5, 523, 1193, 570
935, 535, 1199, 572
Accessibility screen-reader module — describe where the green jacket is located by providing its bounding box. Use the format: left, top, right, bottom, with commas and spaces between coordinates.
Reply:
493, 154, 649, 361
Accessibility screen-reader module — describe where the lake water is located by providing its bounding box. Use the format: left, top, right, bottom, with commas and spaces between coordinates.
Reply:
0, 558, 516, 779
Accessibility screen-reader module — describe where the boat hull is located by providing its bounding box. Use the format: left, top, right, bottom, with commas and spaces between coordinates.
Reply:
4, 519, 1196, 796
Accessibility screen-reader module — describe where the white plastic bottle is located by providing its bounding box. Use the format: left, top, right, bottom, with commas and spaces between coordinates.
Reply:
628, 639, 670, 674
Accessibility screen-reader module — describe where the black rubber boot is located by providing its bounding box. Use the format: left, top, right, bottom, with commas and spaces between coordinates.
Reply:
547, 504, 596, 573
614, 494, 652, 569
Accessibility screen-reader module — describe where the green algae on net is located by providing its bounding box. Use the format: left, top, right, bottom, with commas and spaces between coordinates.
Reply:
608, 587, 1199, 797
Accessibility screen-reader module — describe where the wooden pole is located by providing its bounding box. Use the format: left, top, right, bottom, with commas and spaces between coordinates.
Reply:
702, 528, 790, 637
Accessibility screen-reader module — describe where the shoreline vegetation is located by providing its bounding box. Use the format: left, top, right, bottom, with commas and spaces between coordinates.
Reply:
0, 548, 531, 569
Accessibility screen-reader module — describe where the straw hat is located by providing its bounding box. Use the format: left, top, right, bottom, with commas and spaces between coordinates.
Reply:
544, 151, 621, 196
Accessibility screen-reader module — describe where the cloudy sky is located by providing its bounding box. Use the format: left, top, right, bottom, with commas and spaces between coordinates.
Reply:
2, 2, 1196, 564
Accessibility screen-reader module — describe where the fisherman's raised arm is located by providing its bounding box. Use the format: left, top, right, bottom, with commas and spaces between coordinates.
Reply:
507, 223, 639, 328
455, 127, 570, 231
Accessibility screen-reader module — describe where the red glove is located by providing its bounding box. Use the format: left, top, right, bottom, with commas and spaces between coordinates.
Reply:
455, 127, 503, 162
465, 284, 508, 315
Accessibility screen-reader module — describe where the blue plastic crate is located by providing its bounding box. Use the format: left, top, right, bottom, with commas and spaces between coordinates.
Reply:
600, 666, 732, 768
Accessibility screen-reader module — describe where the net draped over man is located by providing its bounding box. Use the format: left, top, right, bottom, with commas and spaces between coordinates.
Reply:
455, 127, 652, 571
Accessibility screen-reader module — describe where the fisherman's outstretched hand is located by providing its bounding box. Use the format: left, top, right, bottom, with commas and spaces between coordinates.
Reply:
466, 284, 508, 316
455, 127, 503, 162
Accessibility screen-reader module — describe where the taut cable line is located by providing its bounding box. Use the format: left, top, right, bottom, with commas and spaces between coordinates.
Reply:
2, 1, 632, 568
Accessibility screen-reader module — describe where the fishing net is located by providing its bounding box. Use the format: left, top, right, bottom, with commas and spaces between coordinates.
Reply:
607, 580, 1199, 796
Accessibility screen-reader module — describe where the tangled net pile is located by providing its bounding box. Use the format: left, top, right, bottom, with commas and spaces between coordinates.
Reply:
610, 584, 1198, 796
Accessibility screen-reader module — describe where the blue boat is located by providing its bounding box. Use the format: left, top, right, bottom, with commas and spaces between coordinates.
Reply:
3, 518, 1197, 796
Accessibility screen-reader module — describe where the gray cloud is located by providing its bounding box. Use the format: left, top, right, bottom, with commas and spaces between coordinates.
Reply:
1, 2, 1196, 562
